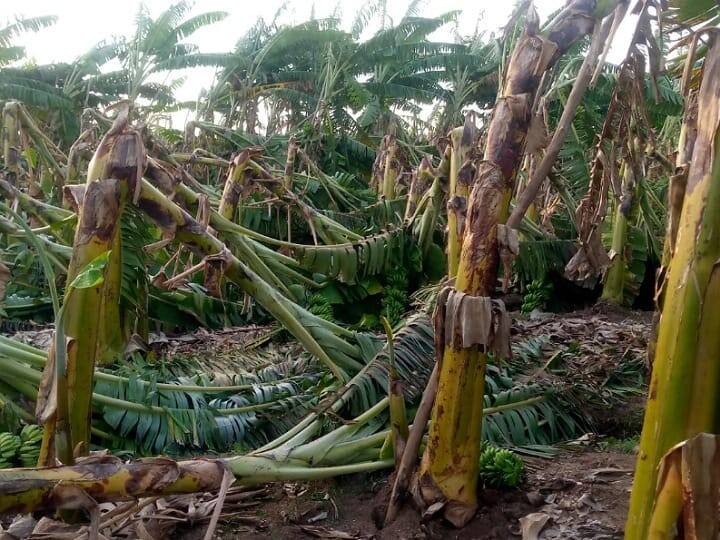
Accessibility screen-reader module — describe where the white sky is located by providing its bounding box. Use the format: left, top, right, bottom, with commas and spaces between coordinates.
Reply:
6, 0, 637, 125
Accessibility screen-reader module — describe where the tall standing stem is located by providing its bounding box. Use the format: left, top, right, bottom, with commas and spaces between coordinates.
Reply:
417, 1, 620, 526
626, 38, 720, 540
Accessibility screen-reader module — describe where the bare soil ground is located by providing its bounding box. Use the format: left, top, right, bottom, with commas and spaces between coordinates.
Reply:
196, 449, 635, 539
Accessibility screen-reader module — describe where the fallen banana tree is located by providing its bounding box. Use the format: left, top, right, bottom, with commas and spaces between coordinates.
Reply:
0, 307, 575, 512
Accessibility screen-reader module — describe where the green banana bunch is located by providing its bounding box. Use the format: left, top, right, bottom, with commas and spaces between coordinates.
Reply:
0, 432, 21, 469
521, 279, 552, 314
478, 444, 524, 488
18, 424, 43, 467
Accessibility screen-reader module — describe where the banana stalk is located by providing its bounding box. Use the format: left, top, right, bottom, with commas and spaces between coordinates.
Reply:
419, 1, 620, 526
626, 39, 720, 540
2, 102, 20, 186
446, 120, 475, 277
42, 112, 141, 463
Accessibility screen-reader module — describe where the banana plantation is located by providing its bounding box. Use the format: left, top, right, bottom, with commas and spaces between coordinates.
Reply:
0, 0, 718, 537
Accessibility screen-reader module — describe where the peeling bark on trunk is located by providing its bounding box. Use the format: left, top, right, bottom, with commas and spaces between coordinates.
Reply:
648, 433, 720, 539
507, 11, 616, 228
39, 110, 145, 464
417, 1, 620, 526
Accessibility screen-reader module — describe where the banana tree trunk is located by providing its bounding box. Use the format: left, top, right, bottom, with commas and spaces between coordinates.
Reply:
418, 1, 619, 526
382, 135, 399, 200
625, 39, 720, 540
0, 457, 228, 514
600, 161, 637, 304
405, 156, 433, 221
446, 121, 475, 277
41, 115, 141, 464
413, 174, 442, 257
218, 151, 252, 221
656, 33, 700, 280
658, 92, 697, 297
0, 441, 393, 515
284, 137, 298, 190
2, 102, 20, 186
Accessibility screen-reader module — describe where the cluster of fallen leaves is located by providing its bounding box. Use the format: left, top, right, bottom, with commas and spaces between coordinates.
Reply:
0, 484, 270, 540
515, 456, 635, 540
514, 308, 650, 371
513, 308, 650, 422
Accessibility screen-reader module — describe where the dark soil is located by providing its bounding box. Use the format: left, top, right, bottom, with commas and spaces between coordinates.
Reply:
206, 450, 635, 540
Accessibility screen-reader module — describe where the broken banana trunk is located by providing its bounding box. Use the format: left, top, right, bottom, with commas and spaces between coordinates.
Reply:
39, 109, 144, 465
204, 147, 261, 295
0, 455, 228, 515
446, 119, 476, 278
416, 0, 620, 526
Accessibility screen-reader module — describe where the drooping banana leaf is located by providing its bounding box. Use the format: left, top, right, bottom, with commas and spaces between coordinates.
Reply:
290, 228, 407, 284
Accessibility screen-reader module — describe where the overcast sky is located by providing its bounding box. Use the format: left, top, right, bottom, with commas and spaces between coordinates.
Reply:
6, 0, 636, 124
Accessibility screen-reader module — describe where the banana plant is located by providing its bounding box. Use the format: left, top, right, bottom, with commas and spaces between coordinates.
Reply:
417, 1, 622, 527
625, 29, 720, 540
